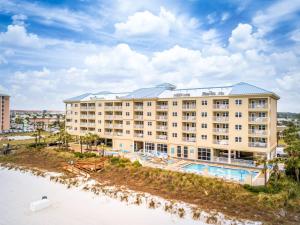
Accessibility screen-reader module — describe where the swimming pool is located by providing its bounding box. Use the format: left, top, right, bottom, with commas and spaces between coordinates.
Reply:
182, 163, 259, 182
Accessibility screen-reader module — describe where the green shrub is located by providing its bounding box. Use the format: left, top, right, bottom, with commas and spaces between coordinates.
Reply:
132, 160, 142, 168
27, 143, 47, 149
74, 152, 97, 158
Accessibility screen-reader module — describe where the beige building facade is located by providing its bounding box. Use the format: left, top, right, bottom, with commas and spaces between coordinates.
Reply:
64, 83, 279, 168
0, 93, 10, 132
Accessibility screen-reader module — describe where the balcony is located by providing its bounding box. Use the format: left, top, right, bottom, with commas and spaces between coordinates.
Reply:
104, 131, 113, 136
249, 103, 268, 109
81, 106, 95, 110
156, 105, 168, 110
80, 123, 95, 127
248, 129, 268, 136
134, 106, 143, 110
248, 117, 268, 123
213, 128, 229, 134
249, 142, 267, 148
182, 116, 196, 121
134, 115, 143, 120
214, 140, 229, 145
183, 126, 196, 132
182, 104, 196, 110
134, 133, 144, 138
104, 124, 113, 128
115, 132, 123, 136
157, 125, 168, 131
134, 124, 144, 129
104, 115, 114, 120
104, 106, 114, 111
213, 116, 229, 122
114, 124, 123, 129
114, 115, 123, 120
213, 104, 229, 109
114, 106, 122, 110
156, 115, 168, 120
157, 135, 168, 140
183, 137, 196, 142
80, 114, 95, 119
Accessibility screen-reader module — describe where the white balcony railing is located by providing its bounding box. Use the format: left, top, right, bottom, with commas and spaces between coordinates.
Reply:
182, 116, 196, 121
182, 104, 196, 110
183, 137, 196, 142
248, 129, 267, 135
156, 115, 168, 120
183, 127, 196, 132
104, 115, 114, 120
134, 133, 144, 138
114, 115, 123, 120
134, 124, 144, 129
134, 106, 143, 110
157, 135, 168, 140
115, 132, 123, 136
104, 106, 114, 110
114, 106, 122, 110
213, 116, 229, 122
213, 104, 229, 109
249, 142, 267, 148
248, 117, 268, 123
213, 128, 229, 133
156, 105, 168, 110
80, 114, 95, 119
104, 132, 113, 136
81, 106, 95, 110
249, 103, 268, 109
157, 126, 168, 131
104, 124, 113, 128
114, 124, 123, 129
214, 140, 229, 145
134, 115, 143, 120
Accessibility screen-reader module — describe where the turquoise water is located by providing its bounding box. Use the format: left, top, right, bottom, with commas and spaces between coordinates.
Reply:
183, 164, 258, 181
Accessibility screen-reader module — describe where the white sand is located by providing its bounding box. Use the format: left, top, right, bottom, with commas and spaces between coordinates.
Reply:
0, 168, 206, 225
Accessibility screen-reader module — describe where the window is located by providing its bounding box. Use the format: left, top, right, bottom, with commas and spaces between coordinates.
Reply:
75, 120, 77, 123
235, 137, 242, 142
173, 101, 178, 106
147, 102, 152, 106
177, 146, 182, 157
126, 130, 130, 134
75, 104, 78, 107
98, 112, 102, 115
172, 112, 177, 116
235, 99, 242, 105
148, 121, 152, 126
235, 112, 242, 118
198, 148, 211, 160
126, 112, 130, 116
201, 135, 207, 140
145, 142, 155, 151
201, 112, 207, 117
98, 120, 101, 124
172, 122, 177, 127
98, 129, 101, 132
147, 112, 151, 116
74, 127, 77, 130
201, 123, 207, 128
157, 144, 167, 154
125, 102, 130, 107
126, 121, 130, 125
172, 133, 177, 138
147, 131, 152, 136
201, 100, 207, 105
98, 103, 102, 107
183, 146, 188, 158
75, 112, 78, 115
235, 124, 242, 130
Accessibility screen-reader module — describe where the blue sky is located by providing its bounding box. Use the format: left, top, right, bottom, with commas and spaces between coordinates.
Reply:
0, 0, 300, 111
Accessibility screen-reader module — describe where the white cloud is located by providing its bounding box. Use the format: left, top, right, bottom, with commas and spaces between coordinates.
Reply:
12, 14, 27, 25
0, 25, 43, 48
290, 29, 300, 42
114, 7, 198, 37
221, 12, 230, 22
252, 0, 300, 36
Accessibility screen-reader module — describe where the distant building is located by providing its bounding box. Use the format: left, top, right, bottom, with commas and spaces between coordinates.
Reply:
0, 93, 10, 132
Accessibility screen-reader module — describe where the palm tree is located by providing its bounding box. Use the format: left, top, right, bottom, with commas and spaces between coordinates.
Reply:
256, 157, 270, 186
269, 157, 281, 185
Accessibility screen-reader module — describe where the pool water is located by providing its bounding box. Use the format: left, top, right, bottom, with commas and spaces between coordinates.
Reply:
183, 163, 259, 181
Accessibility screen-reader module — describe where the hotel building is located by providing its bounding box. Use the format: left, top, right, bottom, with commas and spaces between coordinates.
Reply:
0, 93, 10, 133
64, 82, 279, 167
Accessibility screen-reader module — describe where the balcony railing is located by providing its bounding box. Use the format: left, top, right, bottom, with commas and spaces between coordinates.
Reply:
104, 124, 113, 128
114, 106, 122, 110
80, 123, 95, 127
248, 129, 267, 135
249, 103, 268, 109
134, 124, 144, 129
104, 115, 114, 120
213, 116, 229, 122
104, 106, 114, 110
156, 115, 168, 120
183, 137, 196, 142
114, 115, 123, 120
134, 133, 144, 138
80, 114, 95, 119
248, 117, 268, 123
183, 127, 196, 132
214, 140, 229, 145
134, 106, 143, 110
114, 124, 123, 129
182, 116, 196, 121
104, 132, 113, 136
157, 126, 168, 131
249, 142, 267, 148
115, 132, 123, 136
213, 104, 229, 109
157, 135, 168, 140
182, 104, 196, 110
156, 105, 168, 110
134, 115, 143, 120
213, 128, 229, 133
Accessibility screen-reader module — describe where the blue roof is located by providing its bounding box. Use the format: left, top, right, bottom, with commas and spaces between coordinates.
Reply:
230, 82, 276, 96
123, 87, 167, 99
0, 93, 10, 97
64, 93, 92, 102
